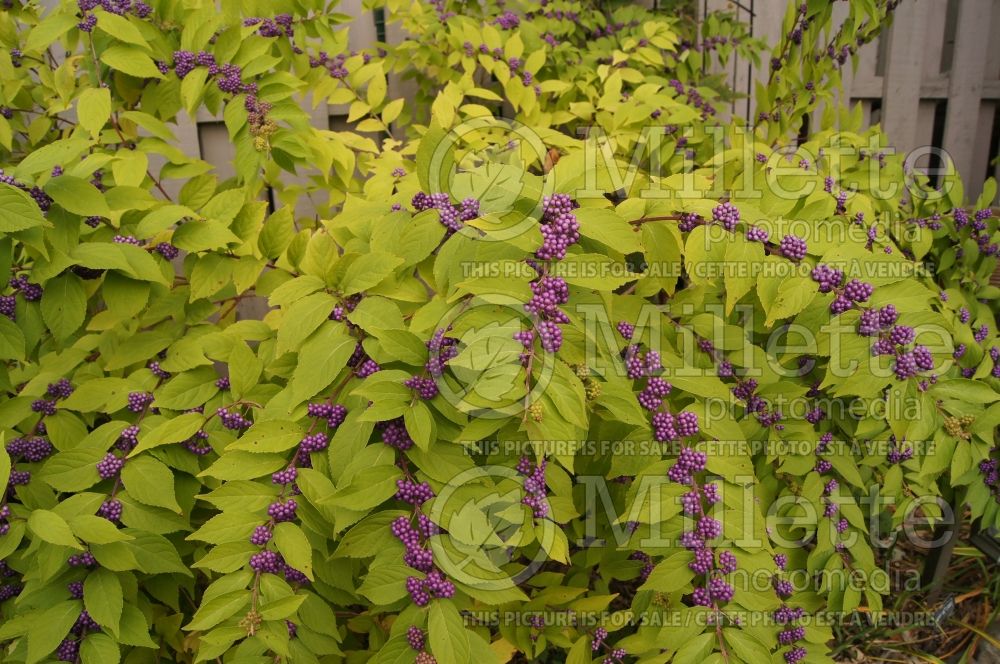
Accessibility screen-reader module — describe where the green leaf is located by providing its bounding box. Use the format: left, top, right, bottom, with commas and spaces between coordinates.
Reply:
201, 451, 286, 481
228, 339, 262, 399
374, 329, 427, 364
100, 45, 165, 79
126, 532, 191, 575
0, 441, 8, 496
172, 220, 241, 252
638, 552, 694, 593
228, 420, 304, 453
117, 605, 157, 647
40, 272, 87, 340
575, 207, 643, 253
428, 600, 471, 664
130, 412, 205, 456
358, 561, 411, 605
95, 11, 149, 48
77, 87, 112, 138
154, 368, 219, 410
26, 601, 80, 664
290, 323, 356, 403
0, 316, 25, 360
69, 515, 134, 544
122, 456, 181, 512
672, 632, 715, 664
931, 379, 1000, 403
0, 183, 49, 232
185, 590, 250, 631
722, 628, 772, 664
28, 509, 83, 549
84, 568, 124, 637
338, 252, 404, 295
80, 633, 120, 664
25, 12, 78, 52
403, 401, 435, 451
276, 292, 336, 356
273, 522, 314, 580
45, 175, 111, 217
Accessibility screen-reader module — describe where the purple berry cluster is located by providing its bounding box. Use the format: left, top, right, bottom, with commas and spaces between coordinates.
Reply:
404, 375, 438, 400
272, 467, 298, 485
668, 443, 735, 607
516, 456, 549, 518
244, 14, 294, 39
424, 328, 458, 377
98, 499, 122, 522
411, 192, 480, 232
6, 436, 54, 462
9, 274, 43, 301
96, 452, 124, 479
407, 625, 426, 650
395, 478, 434, 505
329, 293, 361, 321
267, 498, 298, 523
746, 225, 769, 242
0, 171, 51, 213
667, 78, 716, 118
126, 391, 154, 413
391, 511, 453, 606
858, 307, 934, 380
521, 273, 571, 353
381, 418, 414, 450
306, 402, 348, 428
779, 234, 807, 262
810, 264, 873, 315
536, 193, 580, 261
216, 407, 252, 430
886, 437, 913, 464
250, 549, 284, 573
155, 242, 179, 260
77, 0, 151, 34
711, 202, 740, 231
68, 551, 97, 567
405, 570, 455, 607
298, 432, 329, 454
981, 456, 1000, 503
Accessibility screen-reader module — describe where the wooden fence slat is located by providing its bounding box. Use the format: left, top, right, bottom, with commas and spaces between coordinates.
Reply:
881, 1, 929, 155
942, 0, 994, 193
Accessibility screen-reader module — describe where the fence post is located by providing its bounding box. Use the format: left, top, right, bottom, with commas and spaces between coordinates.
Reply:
881, 2, 929, 155
941, 0, 994, 199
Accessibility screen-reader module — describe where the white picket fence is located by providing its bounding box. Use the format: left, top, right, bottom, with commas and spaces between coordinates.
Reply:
702, 0, 1000, 204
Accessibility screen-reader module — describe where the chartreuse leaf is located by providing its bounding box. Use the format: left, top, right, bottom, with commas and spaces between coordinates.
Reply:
273, 522, 313, 580
84, 568, 124, 637
40, 272, 87, 340
228, 420, 304, 453
0, 183, 49, 232
77, 87, 111, 138
290, 323, 356, 403
27, 601, 81, 663
81, 633, 120, 664
129, 412, 205, 456
28, 509, 83, 549
0, 440, 9, 495
45, 175, 111, 217
429, 600, 471, 664
184, 591, 250, 631
121, 456, 181, 511
228, 339, 262, 398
